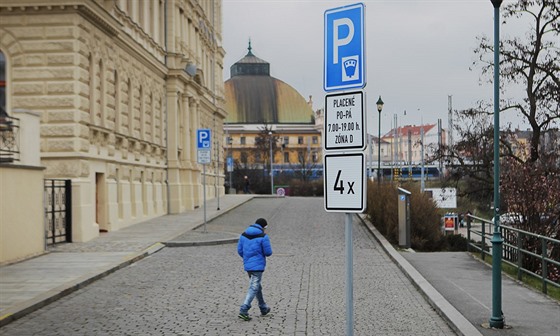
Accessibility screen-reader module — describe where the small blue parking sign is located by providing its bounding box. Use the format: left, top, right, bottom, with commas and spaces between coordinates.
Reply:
197, 129, 211, 149
324, 3, 365, 92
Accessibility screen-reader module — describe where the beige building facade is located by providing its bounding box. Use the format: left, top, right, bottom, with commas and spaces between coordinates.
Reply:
0, 0, 225, 251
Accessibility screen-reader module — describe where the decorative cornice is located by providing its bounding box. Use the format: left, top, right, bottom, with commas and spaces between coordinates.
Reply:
0, 2, 121, 37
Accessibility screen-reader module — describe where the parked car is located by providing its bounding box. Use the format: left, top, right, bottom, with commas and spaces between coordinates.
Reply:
498, 212, 524, 226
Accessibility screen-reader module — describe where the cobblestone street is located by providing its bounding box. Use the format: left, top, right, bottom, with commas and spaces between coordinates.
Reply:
1, 198, 455, 335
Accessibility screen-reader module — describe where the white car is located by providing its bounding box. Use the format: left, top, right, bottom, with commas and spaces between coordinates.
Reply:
498, 213, 523, 226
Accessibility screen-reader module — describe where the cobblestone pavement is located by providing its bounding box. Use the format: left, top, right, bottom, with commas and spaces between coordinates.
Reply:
1, 198, 455, 336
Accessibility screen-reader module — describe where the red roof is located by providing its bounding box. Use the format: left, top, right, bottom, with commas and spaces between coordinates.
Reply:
382, 124, 436, 139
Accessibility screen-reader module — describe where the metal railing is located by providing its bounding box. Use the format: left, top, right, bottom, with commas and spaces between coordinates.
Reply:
466, 214, 560, 295
0, 114, 20, 163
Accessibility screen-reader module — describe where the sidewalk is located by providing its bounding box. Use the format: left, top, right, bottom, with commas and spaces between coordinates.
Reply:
0, 194, 254, 327
357, 215, 560, 336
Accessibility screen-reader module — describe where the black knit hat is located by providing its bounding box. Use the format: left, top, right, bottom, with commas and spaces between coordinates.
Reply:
255, 218, 268, 228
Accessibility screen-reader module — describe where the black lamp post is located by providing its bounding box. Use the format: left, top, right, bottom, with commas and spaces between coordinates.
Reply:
376, 96, 384, 186
489, 0, 504, 329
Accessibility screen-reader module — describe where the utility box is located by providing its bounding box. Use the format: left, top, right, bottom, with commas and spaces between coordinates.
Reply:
398, 187, 411, 249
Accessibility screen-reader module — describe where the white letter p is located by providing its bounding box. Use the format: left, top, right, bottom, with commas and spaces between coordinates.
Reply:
333, 18, 354, 65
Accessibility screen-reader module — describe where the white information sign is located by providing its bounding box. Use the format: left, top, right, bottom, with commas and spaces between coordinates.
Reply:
324, 153, 366, 212
425, 188, 457, 208
324, 91, 365, 151
197, 149, 211, 164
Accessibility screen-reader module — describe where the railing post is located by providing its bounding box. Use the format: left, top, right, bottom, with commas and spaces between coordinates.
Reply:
481, 221, 486, 261
517, 231, 523, 281
50, 179, 55, 245
467, 216, 471, 252
65, 179, 72, 243
541, 237, 547, 295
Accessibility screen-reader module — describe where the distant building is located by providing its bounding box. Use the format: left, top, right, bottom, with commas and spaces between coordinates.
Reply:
223, 43, 322, 192
510, 128, 559, 161
374, 123, 446, 180
381, 124, 444, 165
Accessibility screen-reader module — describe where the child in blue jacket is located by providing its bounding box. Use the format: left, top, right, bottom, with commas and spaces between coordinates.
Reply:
237, 218, 273, 321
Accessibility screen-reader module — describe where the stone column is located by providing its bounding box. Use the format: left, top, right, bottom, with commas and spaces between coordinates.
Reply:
167, 90, 181, 214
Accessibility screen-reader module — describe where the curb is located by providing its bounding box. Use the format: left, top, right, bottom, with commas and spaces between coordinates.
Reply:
166, 196, 254, 241
356, 214, 483, 336
163, 237, 239, 247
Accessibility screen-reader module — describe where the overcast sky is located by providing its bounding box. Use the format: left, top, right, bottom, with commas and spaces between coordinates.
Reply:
222, 0, 530, 135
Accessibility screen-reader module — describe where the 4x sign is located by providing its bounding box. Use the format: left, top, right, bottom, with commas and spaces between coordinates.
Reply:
324, 3, 366, 92
324, 152, 366, 213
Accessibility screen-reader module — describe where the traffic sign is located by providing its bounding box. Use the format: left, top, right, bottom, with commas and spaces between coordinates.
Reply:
197, 129, 211, 149
324, 3, 366, 92
226, 156, 233, 172
197, 149, 211, 164
324, 90, 365, 151
324, 152, 366, 212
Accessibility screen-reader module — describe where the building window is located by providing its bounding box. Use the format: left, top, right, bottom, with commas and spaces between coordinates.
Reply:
284, 152, 289, 163
283, 136, 289, 145
298, 151, 304, 162
255, 153, 261, 163
240, 152, 248, 163
0, 51, 6, 115
312, 151, 318, 163
312, 136, 318, 144
240, 136, 246, 145
298, 136, 304, 145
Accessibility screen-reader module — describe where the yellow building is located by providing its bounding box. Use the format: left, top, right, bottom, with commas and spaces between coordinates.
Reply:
0, 0, 225, 255
223, 43, 322, 193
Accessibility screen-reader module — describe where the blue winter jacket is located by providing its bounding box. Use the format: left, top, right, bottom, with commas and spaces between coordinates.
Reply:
237, 223, 273, 272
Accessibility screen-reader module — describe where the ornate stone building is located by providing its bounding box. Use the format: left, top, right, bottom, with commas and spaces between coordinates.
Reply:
0, 0, 225, 243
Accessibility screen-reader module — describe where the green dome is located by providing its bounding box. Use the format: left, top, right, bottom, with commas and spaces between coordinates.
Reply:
224, 44, 313, 124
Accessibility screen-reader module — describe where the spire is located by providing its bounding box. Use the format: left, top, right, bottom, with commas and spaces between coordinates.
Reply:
230, 39, 270, 77
247, 38, 253, 56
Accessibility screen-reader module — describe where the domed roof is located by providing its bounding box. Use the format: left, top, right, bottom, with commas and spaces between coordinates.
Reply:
225, 43, 313, 124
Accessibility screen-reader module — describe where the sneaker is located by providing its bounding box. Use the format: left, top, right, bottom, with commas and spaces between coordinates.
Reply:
261, 307, 271, 316
238, 313, 251, 321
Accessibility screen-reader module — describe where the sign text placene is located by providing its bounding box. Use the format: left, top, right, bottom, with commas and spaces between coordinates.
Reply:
324, 91, 365, 151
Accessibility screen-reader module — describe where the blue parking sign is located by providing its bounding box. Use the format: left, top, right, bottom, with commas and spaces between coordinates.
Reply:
197, 129, 211, 149
324, 3, 365, 92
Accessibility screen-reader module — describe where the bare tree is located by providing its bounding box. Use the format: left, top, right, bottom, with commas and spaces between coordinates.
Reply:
289, 148, 319, 183
473, 0, 559, 162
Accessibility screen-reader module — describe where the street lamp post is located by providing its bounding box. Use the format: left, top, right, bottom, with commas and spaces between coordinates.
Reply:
490, 0, 504, 329
269, 131, 274, 195
376, 96, 384, 186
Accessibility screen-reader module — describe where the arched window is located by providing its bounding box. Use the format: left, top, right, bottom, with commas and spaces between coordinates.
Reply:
0, 51, 6, 116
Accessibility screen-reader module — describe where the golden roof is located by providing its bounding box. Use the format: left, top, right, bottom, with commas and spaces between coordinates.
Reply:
224, 43, 313, 124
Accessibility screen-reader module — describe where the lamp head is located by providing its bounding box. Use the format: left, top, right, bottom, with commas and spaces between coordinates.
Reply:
490, 0, 502, 8
376, 96, 384, 113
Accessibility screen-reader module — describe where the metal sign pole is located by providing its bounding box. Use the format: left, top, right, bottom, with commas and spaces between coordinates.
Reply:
345, 212, 354, 336
203, 164, 207, 233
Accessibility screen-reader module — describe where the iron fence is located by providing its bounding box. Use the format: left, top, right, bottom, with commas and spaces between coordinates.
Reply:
44, 179, 72, 244
0, 114, 20, 163
466, 214, 560, 295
